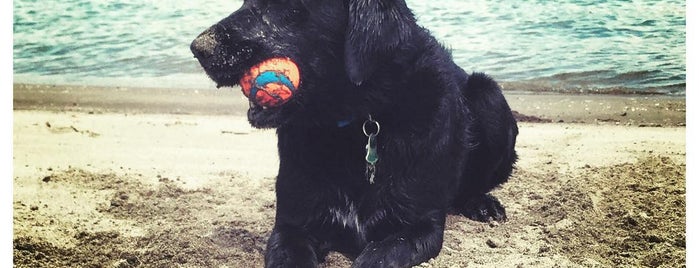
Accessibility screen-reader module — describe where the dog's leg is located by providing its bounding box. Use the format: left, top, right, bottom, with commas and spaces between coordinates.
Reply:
265, 224, 319, 268
352, 211, 445, 268
458, 193, 507, 222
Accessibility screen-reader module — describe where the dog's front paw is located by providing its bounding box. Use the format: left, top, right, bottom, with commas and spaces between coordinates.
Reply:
459, 193, 507, 222
351, 240, 414, 268
264, 227, 318, 268
265, 248, 317, 268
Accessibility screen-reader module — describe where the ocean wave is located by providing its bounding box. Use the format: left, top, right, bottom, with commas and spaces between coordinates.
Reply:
500, 70, 686, 95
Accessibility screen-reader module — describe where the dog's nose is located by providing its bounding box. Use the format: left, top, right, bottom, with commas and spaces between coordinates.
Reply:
191, 27, 218, 59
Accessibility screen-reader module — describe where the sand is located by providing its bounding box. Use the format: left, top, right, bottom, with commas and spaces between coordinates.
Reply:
12, 83, 686, 267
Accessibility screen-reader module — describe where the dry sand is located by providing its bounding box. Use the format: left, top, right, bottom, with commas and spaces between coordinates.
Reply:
12, 84, 686, 267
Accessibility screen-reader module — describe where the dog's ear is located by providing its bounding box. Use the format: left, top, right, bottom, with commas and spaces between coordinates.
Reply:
345, 0, 417, 85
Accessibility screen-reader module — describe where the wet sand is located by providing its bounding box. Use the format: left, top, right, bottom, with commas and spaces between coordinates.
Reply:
13, 83, 686, 267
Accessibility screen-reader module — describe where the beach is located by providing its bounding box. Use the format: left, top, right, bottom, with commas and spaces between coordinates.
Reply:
12, 83, 686, 267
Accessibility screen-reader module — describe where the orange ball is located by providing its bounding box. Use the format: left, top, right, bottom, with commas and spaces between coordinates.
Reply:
239, 58, 300, 107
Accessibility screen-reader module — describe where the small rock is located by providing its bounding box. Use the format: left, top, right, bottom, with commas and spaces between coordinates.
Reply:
110, 198, 126, 207
42, 176, 51, 183
486, 238, 501, 248
645, 234, 664, 243
539, 245, 551, 253
30, 206, 39, 211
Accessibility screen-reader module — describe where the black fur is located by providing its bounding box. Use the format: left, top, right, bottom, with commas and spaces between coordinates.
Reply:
191, 1, 518, 267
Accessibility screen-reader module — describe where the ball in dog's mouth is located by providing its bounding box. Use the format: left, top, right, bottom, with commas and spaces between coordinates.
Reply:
240, 57, 300, 108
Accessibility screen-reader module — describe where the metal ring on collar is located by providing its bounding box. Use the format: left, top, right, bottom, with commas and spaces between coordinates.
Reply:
362, 115, 380, 137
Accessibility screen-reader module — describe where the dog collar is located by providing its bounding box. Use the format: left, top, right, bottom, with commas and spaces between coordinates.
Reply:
336, 116, 355, 128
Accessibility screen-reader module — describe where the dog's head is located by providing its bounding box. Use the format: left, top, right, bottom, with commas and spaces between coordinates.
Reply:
191, 0, 418, 128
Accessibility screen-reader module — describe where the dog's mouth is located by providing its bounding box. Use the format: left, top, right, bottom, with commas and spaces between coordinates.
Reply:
198, 61, 299, 128
238, 57, 302, 128
246, 98, 297, 128
239, 58, 300, 106
191, 30, 301, 128
201, 53, 254, 90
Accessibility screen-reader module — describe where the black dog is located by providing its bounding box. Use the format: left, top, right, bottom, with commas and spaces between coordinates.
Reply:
191, 0, 518, 267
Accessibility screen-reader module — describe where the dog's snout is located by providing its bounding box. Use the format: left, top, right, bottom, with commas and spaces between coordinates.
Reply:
191, 27, 219, 59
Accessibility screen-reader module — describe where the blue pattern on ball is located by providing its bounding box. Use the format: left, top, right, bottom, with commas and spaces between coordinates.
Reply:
249, 71, 296, 102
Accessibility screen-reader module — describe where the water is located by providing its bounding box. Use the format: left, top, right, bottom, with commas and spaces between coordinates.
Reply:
13, 0, 686, 95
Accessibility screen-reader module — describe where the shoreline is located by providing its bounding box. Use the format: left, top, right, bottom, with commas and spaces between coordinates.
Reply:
13, 83, 686, 127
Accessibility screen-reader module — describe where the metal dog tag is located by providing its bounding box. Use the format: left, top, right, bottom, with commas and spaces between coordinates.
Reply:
363, 115, 380, 184
365, 133, 378, 165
